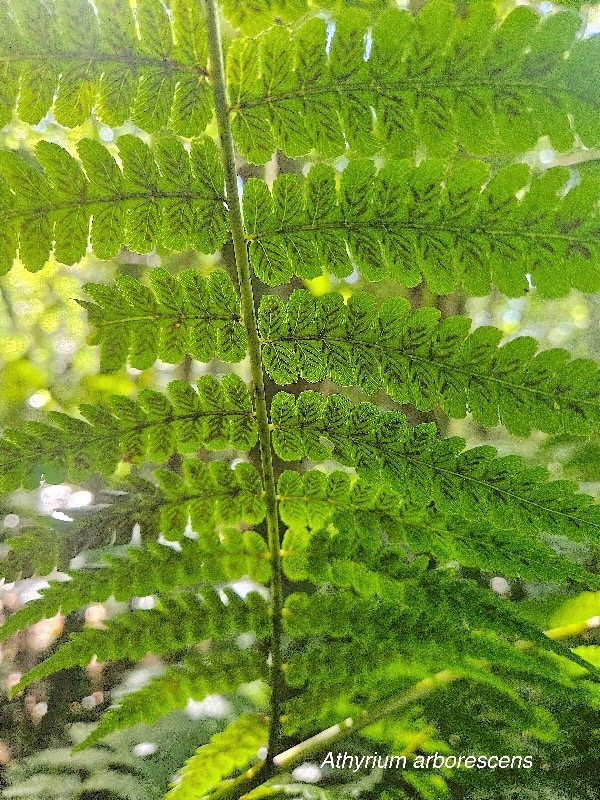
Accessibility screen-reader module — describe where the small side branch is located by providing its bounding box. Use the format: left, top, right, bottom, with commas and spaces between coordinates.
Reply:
273, 670, 458, 771
204, 670, 458, 800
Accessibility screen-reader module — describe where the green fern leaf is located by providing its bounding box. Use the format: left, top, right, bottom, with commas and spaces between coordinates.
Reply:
282, 535, 405, 602
77, 647, 267, 750
156, 459, 265, 539
468, 630, 590, 694
277, 469, 600, 588
2, 0, 600, 793
3, 729, 158, 800
270, 392, 600, 539
0, 374, 256, 490
284, 575, 598, 682
0, 476, 166, 580
0, 136, 226, 273
246, 162, 600, 296
68, 477, 164, 557
9, 588, 269, 696
277, 468, 401, 532
431, 575, 600, 677
221, 0, 307, 35
403, 515, 600, 588
259, 290, 600, 435
0, 520, 271, 643
79, 268, 246, 372
0, 521, 65, 581
281, 627, 587, 742
167, 713, 268, 800
0, 540, 202, 642
230, 5, 599, 163
0, 0, 212, 134
286, 625, 590, 724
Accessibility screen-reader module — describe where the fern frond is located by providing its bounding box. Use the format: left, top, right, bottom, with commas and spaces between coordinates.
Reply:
282, 526, 404, 601
277, 470, 599, 588
229, 5, 599, 163
79, 268, 246, 372
9, 588, 269, 696
270, 392, 600, 539
0, 540, 202, 642
135, 464, 515, 590
3, 725, 158, 800
0, 0, 211, 134
283, 589, 409, 643
5, 478, 162, 579
259, 289, 600, 435
1, 520, 64, 581
278, 469, 600, 588
167, 713, 268, 800
77, 647, 267, 749
0, 374, 256, 490
431, 575, 598, 673
67, 476, 164, 557
281, 638, 545, 743
282, 638, 396, 725
277, 468, 403, 533
281, 626, 583, 741
156, 459, 266, 539
4, 770, 151, 800
8, 460, 265, 574
0, 528, 270, 643
221, 0, 307, 35
284, 576, 599, 690
287, 626, 588, 712
245, 161, 600, 296
0, 135, 226, 273
403, 515, 600, 588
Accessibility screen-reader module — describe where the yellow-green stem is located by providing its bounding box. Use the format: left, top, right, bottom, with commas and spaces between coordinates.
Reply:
204, 0, 284, 766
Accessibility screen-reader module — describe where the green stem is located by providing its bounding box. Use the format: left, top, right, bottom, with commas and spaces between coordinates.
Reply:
272, 670, 458, 770
204, 613, 590, 799
205, 0, 284, 766
205, 670, 459, 800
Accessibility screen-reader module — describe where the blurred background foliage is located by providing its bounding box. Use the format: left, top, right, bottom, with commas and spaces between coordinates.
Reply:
0, 0, 599, 798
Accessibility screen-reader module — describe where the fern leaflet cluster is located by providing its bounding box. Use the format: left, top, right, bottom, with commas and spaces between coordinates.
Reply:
80, 268, 246, 371
0, 374, 256, 490
0, 0, 212, 133
271, 391, 600, 539
260, 289, 600, 434
244, 162, 600, 295
9, 587, 270, 696
0, 136, 226, 272
228, 5, 600, 162
78, 648, 267, 750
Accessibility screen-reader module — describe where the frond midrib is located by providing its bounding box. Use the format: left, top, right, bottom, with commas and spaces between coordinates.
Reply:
0, 50, 208, 76
248, 219, 597, 247
231, 78, 594, 113
1, 407, 256, 472
90, 311, 240, 327
1, 189, 226, 223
